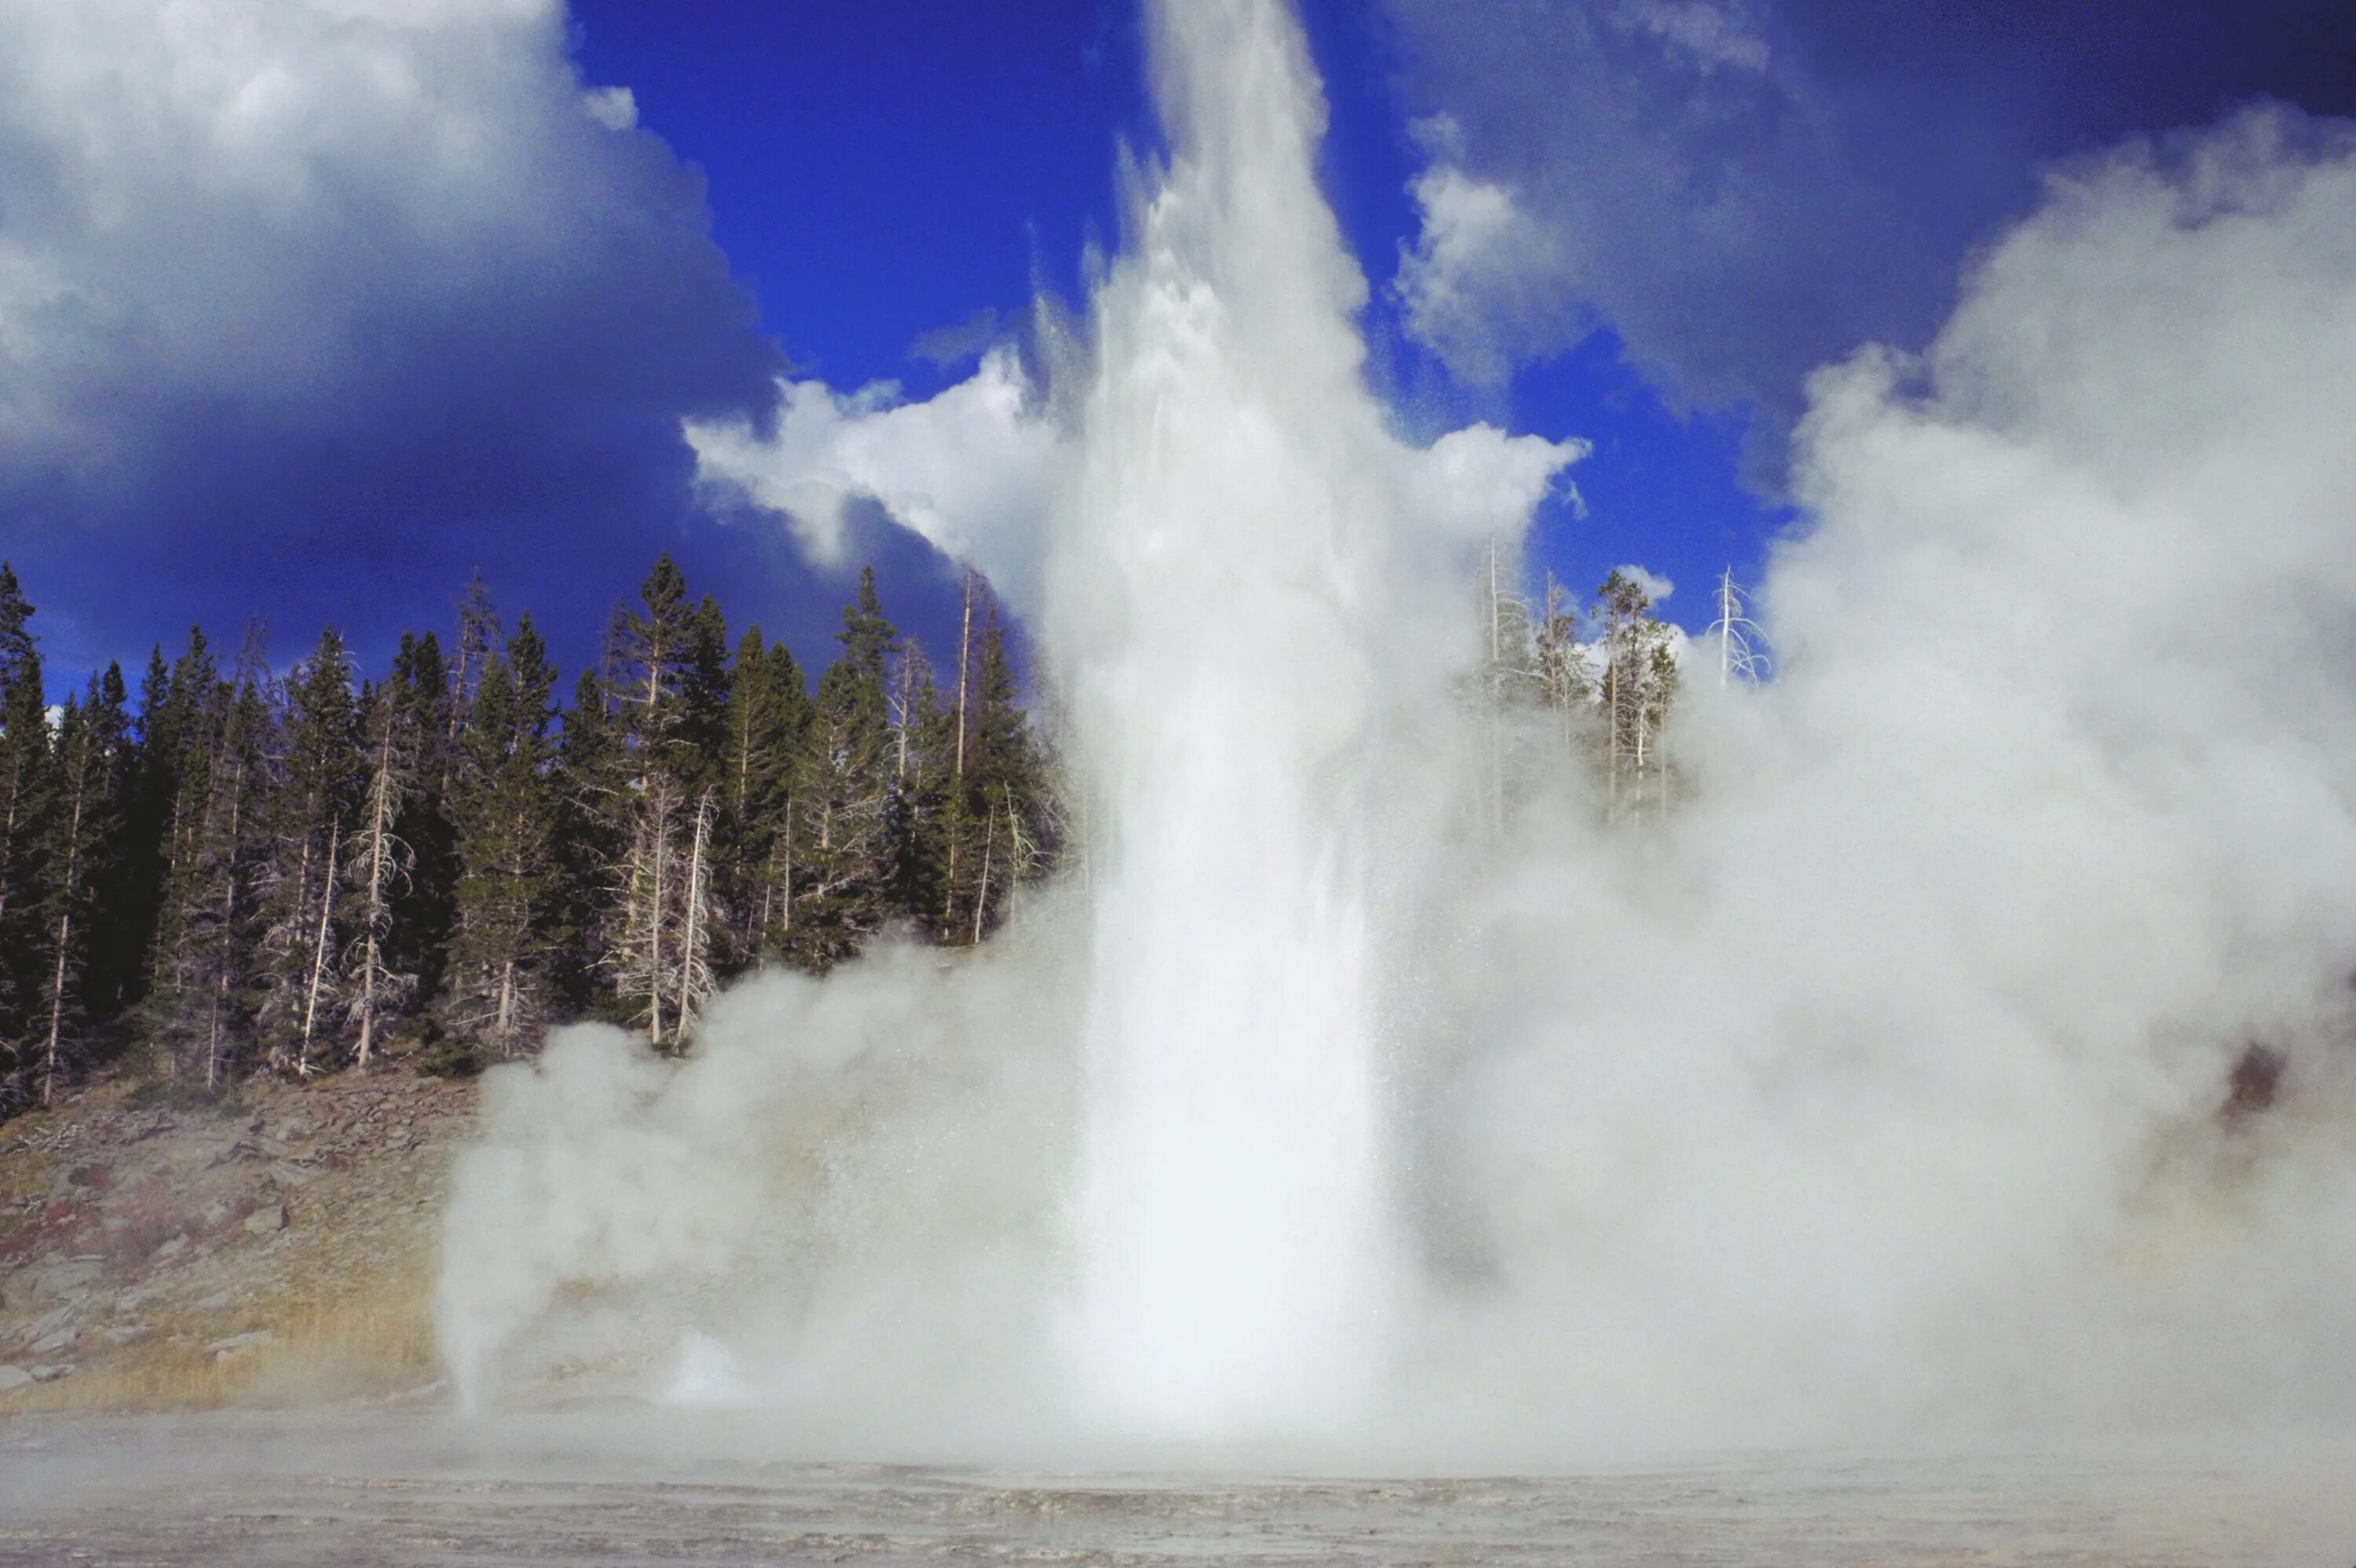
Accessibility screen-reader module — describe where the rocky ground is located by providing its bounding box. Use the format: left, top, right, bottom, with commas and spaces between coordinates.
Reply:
0, 1066, 476, 1413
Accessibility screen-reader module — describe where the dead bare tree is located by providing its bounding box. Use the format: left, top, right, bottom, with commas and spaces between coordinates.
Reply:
346, 700, 417, 1067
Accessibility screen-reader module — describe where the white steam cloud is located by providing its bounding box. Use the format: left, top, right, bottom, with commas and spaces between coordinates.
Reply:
444, 5, 2356, 1464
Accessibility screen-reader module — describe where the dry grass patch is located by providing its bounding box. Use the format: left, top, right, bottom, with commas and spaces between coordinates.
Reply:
2, 1288, 438, 1415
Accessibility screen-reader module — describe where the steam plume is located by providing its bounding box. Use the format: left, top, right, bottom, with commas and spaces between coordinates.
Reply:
440, 9, 2356, 1460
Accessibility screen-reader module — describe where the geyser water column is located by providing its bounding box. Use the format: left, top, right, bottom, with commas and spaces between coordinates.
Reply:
1053, 0, 1409, 1434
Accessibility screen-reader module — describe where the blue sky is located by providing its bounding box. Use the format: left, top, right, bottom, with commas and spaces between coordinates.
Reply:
3, 0, 2351, 693
564, 0, 1781, 648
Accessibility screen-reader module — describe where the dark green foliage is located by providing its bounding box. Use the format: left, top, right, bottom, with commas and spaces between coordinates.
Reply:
146, 637, 273, 1090
719, 626, 810, 966
388, 631, 458, 1010
258, 627, 360, 1074
446, 615, 562, 1057
29, 671, 130, 1102
786, 568, 900, 970
0, 556, 1058, 1113
0, 563, 53, 1094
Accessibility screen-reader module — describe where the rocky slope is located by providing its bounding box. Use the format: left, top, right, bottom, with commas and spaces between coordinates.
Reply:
0, 1068, 476, 1413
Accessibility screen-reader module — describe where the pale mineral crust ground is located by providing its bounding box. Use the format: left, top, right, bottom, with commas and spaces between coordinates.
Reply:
2, 1413, 2354, 1566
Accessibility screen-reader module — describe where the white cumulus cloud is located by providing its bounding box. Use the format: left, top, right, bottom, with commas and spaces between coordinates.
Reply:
1392, 116, 1582, 386
687, 347, 1061, 613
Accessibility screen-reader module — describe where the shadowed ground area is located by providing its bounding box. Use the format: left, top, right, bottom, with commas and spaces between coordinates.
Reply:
2, 1413, 2351, 1565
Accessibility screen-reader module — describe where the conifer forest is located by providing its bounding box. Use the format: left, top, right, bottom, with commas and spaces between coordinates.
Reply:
0, 552, 1682, 1117
0, 556, 1063, 1107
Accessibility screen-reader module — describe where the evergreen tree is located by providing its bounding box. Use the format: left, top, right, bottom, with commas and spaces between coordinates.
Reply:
390, 631, 458, 1011
150, 637, 270, 1088
788, 568, 898, 969
258, 627, 360, 1074
447, 616, 562, 1056
603, 556, 730, 1048
345, 678, 419, 1067
949, 609, 1051, 941
32, 676, 126, 1102
1592, 569, 1679, 815
446, 571, 501, 749
1533, 572, 1594, 751
720, 627, 810, 965
79, 660, 145, 1026
0, 564, 52, 1081
886, 638, 952, 934
141, 629, 218, 1066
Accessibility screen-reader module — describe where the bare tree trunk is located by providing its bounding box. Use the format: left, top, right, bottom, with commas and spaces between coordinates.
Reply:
971, 802, 997, 946
42, 912, 70, 1106
646, 800, 668, 1048
40, 761, 89, 1106
496, 956, 517, 1051
354, 721, 403, 1069
1604, 597, 1624, 812
671, 791, 716, 1049
894, 655, 914, 781
298, 819, 338, 1075
1486, 539, 1507, 838
207, 755, 247, 1091
954, 570, 974, 782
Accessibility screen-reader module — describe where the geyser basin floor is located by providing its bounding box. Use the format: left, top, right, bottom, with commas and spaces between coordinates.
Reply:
3, 1414, 2351, 1566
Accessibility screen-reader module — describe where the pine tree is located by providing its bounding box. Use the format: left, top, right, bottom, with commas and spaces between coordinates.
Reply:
447, 616, 562, 1057
390, 631, 458, 1012
951, 609, 1051, 941
1534, 572, 1594, 752
79, 661, 145, 1027
346, 678, 419, 1068
720, 626, 810, 965
34, 676, 126, 1102
447, 571, 501, 747
1592, 569, 1678, 816
788, 568, 898, 969
0, 564, 52, 1085
258, 627, 360, 1075
142, 630, 218, 1066
149, 636, 270, 1088
114, 642, 189, 1029
595, 556, 734, 1049
887, 638, 952, 933
551, 661, 620, 1018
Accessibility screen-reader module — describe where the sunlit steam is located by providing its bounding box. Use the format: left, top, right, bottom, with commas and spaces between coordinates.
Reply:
439, 3, 2356, 1460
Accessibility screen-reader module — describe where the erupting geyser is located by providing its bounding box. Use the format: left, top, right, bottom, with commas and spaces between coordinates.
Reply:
1051, 0, 1584, 1435
441, 0, 2356, 1460
1053, 0, 1396, 1433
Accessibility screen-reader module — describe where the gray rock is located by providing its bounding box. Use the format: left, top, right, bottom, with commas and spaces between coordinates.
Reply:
243, 1203, 287, 1234
0, 1365, 31, 1391
16, 1305, 75, 1343
27, 1327, 77, 1356
27, 1363, 70, 1383
208, 1330, 273, 1360
5, 1259, 101, 1307
153, 1234, 190, 1261
196, 1288, 234, 1311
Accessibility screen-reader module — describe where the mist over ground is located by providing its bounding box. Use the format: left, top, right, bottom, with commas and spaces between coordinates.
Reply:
440, 3, 2356, 1465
